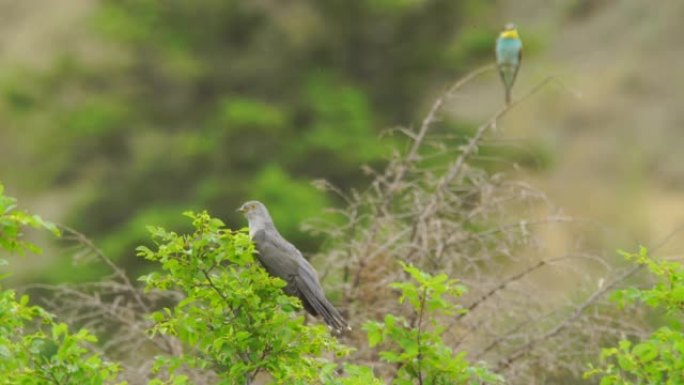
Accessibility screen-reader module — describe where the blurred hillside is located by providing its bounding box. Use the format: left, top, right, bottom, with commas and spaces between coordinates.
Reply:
1, 0, 683, 284
450, 0, 684, 255
0, 0, 494, 282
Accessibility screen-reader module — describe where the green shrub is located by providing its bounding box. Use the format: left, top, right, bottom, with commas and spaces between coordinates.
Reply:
364, 262, 503, 385
138, 210, 375, 384
585, 247, 684, 384
1, 184, 508, 384
0, 184, 123, 384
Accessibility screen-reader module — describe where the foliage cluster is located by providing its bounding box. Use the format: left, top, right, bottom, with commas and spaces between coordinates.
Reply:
0, 184, 59, 256
134, 210, 501, 384
585, 247, 684, 385
0, 184, 122, 384
138, 211, 357, 384
365, 262, 502, 385
1, 185, 499, 384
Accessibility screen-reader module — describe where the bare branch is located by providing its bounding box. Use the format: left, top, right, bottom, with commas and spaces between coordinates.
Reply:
494, 264, 643, 372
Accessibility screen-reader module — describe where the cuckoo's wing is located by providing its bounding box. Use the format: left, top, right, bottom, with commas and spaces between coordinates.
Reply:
253, 229, 304, 262
251, 230, 299, 287
252, 229, 349, 331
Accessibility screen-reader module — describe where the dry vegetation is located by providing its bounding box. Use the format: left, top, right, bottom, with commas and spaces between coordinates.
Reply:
308, 68, 654, 383
23, 68, 660, 384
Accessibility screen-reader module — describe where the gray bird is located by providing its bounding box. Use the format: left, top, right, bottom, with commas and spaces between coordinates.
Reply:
237, 200, 349, 332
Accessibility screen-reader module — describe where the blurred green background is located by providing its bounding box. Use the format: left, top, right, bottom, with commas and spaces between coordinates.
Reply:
1, 0, 683, 283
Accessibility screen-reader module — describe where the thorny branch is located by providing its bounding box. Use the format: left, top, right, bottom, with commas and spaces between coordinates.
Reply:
490, 222, 684, 372
348, 64, 496, 296
494, 264, 644, 372
313, 71, 655, 383
59, 225, 152, 313
408, 76, 562, 254
23, 226, 184, 383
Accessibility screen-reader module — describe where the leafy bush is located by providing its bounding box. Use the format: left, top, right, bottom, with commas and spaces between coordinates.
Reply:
2, 183, 505, 384
364, 262, 502, 385
0, 183, 58, 256
585, 247, 684, 384
0, 184, 123, 384
0, 294, 123, 385
138, 210, 358, 384
137, 211, 500, 384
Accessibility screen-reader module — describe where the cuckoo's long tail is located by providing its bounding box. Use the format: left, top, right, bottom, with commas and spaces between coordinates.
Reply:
296, 276, 350, 333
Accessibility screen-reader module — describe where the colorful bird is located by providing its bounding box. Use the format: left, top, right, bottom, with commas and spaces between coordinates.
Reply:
495, 23, 523, 105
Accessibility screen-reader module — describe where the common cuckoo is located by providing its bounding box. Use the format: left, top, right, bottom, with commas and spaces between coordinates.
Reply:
238, 200, 349, 332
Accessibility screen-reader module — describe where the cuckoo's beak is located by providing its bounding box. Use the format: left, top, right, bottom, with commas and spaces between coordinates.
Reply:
236, 205, 245, 213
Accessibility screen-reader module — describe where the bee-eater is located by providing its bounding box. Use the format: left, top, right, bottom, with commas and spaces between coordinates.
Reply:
495, 23, 523, 105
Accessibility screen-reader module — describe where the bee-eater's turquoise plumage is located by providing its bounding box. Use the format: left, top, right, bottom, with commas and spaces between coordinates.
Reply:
495, 23, 523, 105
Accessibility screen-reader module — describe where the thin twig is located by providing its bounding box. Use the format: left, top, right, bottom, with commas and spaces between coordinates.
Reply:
57, 224, 151, 314
494, 263, 643, 371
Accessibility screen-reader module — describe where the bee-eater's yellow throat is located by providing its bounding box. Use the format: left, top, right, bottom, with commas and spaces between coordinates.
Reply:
500, 29, 519, 39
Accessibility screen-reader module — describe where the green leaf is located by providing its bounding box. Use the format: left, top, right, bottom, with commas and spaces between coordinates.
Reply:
632, 342, 658, 363
363, 322, 384, 347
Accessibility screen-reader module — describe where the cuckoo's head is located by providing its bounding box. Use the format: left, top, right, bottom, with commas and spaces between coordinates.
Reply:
237, 200, 271, 223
